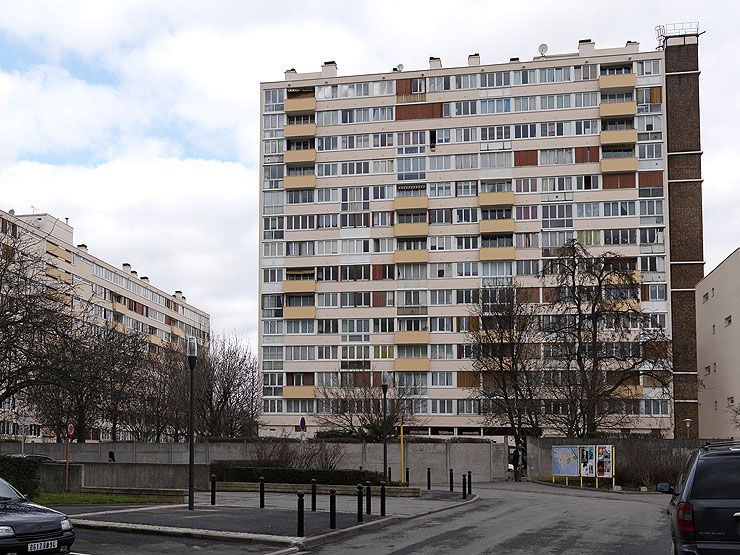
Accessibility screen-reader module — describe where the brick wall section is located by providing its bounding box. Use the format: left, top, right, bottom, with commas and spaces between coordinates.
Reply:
673, 402, 699, 439
665, 43, 699, 73
671, 292, 697, 374
670, 264, 704, 290
668, 154, 702, 181
665, 74, 701, 152
668, 182, 704, 262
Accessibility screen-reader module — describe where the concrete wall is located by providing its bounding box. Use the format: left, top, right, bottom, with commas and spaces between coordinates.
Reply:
18, 440, 507, 490
526, 436, 701, 481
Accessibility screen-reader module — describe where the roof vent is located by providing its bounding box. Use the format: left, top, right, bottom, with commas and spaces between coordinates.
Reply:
509, 57, 519, 62
468, 53, 480, 66
122, 263, 131, 272
76, 244, 87, 252
429, 56, 442, 69
140, 276, 149, 283
321, 61, 337, 77
579, 38, 593, 44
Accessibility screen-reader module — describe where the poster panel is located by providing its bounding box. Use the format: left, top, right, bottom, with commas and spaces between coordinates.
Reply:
597, 445, 613, 478
552, 446, 580, 476
580, 445, 595, 477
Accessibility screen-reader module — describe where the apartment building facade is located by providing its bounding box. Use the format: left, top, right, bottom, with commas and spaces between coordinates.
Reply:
258, 26, 703, 439
697, 248, 739, 440
0, 208, 211, 441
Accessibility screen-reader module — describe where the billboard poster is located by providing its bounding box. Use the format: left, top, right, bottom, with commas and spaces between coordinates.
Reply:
597, 445, 613, 478
580, 445, 595, 477
552, 446, 580, 477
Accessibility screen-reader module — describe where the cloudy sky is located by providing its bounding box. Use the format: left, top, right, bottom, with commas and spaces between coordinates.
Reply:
1, 1, 737, 344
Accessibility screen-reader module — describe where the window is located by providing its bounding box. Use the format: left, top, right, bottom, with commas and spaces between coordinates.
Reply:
576, 175, 600, 190
575, 65, 598, 80
430, 289, 453, 305
515, 178, 537, 193
638, 143, 663, 160
456, 208, 478, 223
540, 94, 571, 110
430, 209, 452, 224
541, 121, 571, 137
429, 182, 453, 197
648, 284, 666, 301
636, 60, 660, 76
263, 373, 283, 397
480, 98, 511, 114
726, 315, 733, 327
513, 70, 535, 85
539, 148, 573, 165
458, 399, 479, 415
513, 96, 537, 112
603, 201, 636, 217
430, 344, 454, 359
455, 74, 478, 89
428, 155, 452, 171
483, 207, 512, 220
516, 260, 539, 276
397, 264, 427, 280
539, 67, 571, 83
604, 229, 637, 245
456, 235, 479, 250
481, 181, 512, 193
456, 262, 479, 277
640, 199, 663, 217
514, 124, 537, 139
430, 317, 453, 332
430, 399, 455, 414
427, 76, 451, 92
575, 120, 599, 135
444, 101, 477, 117
515, 206, 538, 221
374, 318, 394, 333
455, 181, 477, 198
574, 92, 598, 108
480, 152, 513, 168
481, 71, 510, 88
516, 233, 539, 248
541, 204, 573, 228
576, 202, 600, 218
481, 126, 511, 141
541, 176, 572, 192
431, 371, 454, 386
577, 229, 600, 246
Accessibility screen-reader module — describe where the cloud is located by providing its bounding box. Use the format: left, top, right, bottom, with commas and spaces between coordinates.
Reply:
0, 155, 259, 337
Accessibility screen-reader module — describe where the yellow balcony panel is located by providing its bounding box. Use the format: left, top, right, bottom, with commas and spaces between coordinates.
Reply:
284, 97, 316, 113
480, 247, 516, 261
394, 330, 430, 344
479, 219, 515, 234
46, 243, 73, 263
284, 306, 316, 319
613, 385, 644, 399
394, 358, 431, 371
284, 175, 316, 189
284, 123, 316, 138
283, 280, 316, 294
394, 223, 429, 238
112, 322, 126, 333
394, 250, 429, 264
282, 386, 316, 399
600, 129, 638, 145
598, 73, 637, 90
394, 196, 429, 210
284, 149, 316, 164
171, 325, 185, 338
45, 266, 72, 284
601, 157, 638, 173
111, 301, 128, 314
599, 101, 637, 118
479, 191, 515, 207
149, 334, 162, 346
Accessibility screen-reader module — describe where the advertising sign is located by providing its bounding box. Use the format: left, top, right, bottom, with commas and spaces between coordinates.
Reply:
597, 445, 613, 478
580, 445, 596, 477
552, 446, 580, 477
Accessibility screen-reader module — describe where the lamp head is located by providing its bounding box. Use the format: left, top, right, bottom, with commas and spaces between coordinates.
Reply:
187, 337, 197, 358
382, 371, 389, 393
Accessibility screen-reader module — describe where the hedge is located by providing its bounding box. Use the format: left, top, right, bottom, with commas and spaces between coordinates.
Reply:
0, 457, 42, 498
211, 462, 385, 485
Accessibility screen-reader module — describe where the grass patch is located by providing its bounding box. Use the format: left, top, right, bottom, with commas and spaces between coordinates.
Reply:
32, 492, 176, 506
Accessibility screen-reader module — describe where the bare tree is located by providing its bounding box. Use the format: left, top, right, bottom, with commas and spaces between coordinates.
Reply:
196, 333, 261, 438
541, 241, 672, 437
314, 372, 426, 440
468, 284, 544, 445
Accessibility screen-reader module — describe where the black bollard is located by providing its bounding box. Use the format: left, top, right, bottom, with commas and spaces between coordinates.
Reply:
467, 470, 472, 495
462, 475, 467, 499
311, 479, 317, 512
329, 489, 337, 529
210, 474, 216, 506
297, 491, 305, 537
427, 467, 431, 491
356, 484, 363, 523
405, 467, 410, 487
259, 477, 265, 509
388, 467, 392, 482
380, 481, 386, 516
449, 468, 454, 492
365, 481, 372, 515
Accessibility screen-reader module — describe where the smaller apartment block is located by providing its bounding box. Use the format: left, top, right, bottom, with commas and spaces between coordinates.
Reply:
697, 248, 739, 439
0, 208, 210, 441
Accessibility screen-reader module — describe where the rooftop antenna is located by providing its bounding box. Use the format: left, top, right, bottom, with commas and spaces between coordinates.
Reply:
538, 43, 549, 57
396, 64, 404, 72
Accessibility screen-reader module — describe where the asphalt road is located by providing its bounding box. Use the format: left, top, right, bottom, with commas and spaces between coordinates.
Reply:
308, 482, 672, 555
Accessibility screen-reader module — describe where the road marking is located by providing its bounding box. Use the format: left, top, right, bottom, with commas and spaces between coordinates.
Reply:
71, 504, 187, 518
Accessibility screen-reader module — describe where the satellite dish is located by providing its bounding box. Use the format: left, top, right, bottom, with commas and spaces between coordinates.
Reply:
538, 44, 549, 56
396, 64, 404, 72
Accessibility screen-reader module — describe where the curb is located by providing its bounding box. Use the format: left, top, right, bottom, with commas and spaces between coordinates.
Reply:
529, 479, 658, 495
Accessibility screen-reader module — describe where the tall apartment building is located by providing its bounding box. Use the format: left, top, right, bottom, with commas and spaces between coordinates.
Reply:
0, 208, 210, 441
697, 249, 739, 440
258, 25, 703, 439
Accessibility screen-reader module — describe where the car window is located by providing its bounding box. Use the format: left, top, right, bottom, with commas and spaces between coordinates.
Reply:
0, 479, 23, 500
675, 451, 697, 494
690, 458, 740, 499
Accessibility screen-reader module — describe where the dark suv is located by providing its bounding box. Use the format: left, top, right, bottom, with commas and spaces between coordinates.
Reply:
658, 440, 740, 554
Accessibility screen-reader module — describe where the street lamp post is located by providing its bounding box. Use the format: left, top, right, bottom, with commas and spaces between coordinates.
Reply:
187, 337, 198, 511
684, 417, 693, 439
382, 372, 389, 482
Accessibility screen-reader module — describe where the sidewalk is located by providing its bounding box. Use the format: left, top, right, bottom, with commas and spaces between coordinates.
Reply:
56, 488, 477, 550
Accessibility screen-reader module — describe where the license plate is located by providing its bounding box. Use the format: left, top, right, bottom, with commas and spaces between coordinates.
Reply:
28, 540, 58, 552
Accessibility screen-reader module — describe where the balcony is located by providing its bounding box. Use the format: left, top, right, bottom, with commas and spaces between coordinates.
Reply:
284, 149, 316, 164
600, 129, 638, 145
394, 331, 430, 344
479, 191, 515, 206
111, 301, 128, 314
284, 123, 316, 138
394, 250, 429, 264
171, 325, 185, 338
284, 175, 316, 189
46, 243, 73, 263
394, 196, 429, 210
283, 280, 316, 294
394, 223, 429, 237
480, 247, 516, 261
599, 101, 637, 118
394, 358, 431, 371
45, 266, 72, 284
283, 306, 316, 319
479, 219, 515, 234
601, 157, 638, 173
598, 73, 637, 90
284, 97, 316, 113
282, 386, 316, 399
148, 334, 162, 346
